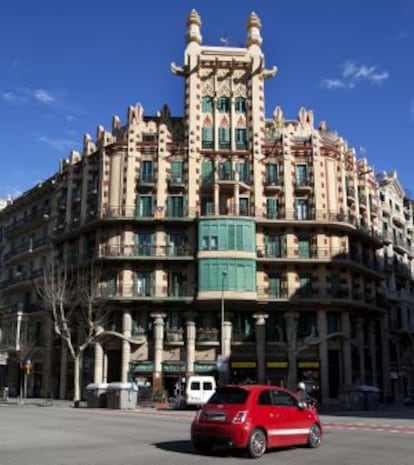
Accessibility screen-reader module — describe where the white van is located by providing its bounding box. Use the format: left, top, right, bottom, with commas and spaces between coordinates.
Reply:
175, 376, 216, 408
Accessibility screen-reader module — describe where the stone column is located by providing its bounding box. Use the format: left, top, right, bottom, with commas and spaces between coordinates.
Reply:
59, 341, 67, 399
253, 314, 268, 383
356, 318, 365, 384
368, 321, 378, 386
121, 310, 132, 382
341, 312, 352, 387
185, 313, 197, 376
223, 315, 233, 360
41, 318, 52, 397
103, 352, 108, 383
94, 342, 104, 384
151, 313, 166, 391
317, 310, 329, 402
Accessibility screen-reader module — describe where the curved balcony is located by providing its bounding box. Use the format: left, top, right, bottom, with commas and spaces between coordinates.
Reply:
98, 244, 194, 261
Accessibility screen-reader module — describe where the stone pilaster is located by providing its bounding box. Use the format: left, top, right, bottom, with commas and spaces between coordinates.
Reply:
356, 318, 365, 384
368, 321, 378, 386
317, 310, 329, 402
341, 312, 352, 387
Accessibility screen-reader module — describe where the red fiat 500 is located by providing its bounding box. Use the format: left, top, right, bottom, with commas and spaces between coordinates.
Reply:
191, 384, 322, 458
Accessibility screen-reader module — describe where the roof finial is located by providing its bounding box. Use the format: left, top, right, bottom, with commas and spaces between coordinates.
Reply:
246, 12, 262, 47
186, 9, 202, 45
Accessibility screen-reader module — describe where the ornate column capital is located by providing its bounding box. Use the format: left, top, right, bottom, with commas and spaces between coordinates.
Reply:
253, 314, 269, 326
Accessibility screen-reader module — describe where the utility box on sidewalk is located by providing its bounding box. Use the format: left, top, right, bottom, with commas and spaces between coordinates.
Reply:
106, 382, 138, 409
86, 383, 108, 408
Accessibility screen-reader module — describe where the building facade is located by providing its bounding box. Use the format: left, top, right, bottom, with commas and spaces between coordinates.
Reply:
1, 11, 413, 403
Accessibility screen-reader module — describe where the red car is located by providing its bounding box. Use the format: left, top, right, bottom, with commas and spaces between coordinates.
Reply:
191, 384, 322, 458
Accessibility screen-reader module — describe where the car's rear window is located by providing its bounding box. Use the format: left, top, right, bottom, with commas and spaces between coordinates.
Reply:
208, 387, 249, 405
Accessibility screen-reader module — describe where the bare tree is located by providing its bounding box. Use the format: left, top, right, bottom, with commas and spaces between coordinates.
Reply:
275, 311, 345, 390
37, 261, 112, 407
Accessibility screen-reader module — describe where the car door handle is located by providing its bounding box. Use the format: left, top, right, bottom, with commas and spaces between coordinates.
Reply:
269, 413, 281, 418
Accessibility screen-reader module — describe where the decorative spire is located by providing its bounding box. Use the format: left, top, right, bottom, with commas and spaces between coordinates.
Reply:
186, 9, 202, 44
246, 12, 262, 47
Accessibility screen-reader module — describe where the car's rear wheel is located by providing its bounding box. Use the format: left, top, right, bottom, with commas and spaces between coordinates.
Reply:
192, 440, 211, 455
308, 423, 322, 448
247, 428, 267, 458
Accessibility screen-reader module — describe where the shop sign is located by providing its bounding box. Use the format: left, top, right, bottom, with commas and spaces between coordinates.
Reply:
129, 361, 154, 373
266, 361, 288, 369
162, 361, 186, 373
231, 361, 256, 368
194, 362, 216, 373
298, 361, 320, 369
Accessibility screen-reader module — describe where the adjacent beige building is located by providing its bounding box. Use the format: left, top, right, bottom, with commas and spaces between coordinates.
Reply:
0, 11, 413, 404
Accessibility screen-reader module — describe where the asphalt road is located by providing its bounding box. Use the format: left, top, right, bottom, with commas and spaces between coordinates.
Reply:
0, 405, 413, 465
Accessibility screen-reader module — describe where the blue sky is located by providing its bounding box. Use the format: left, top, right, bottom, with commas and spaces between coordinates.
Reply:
1, 0, 413, 197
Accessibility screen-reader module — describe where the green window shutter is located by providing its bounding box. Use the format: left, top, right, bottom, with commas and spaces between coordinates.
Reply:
202, 160, 213, 182
202, 128, 214, 149
171, 161, 183, 180
202, 96, 213, 112
266, 198, 278, 219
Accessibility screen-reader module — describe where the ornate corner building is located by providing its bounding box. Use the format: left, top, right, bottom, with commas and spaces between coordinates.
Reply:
0, 11, 413, 403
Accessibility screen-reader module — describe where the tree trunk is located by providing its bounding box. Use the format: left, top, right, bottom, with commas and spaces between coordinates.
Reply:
284, 312, 299, 390
73, 355, 81, 408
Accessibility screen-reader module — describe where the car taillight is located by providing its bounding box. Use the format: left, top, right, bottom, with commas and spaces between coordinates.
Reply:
232, 411, 248, 424
194, 409, 207, 422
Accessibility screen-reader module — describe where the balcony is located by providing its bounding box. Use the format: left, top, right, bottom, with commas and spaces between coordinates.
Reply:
202, 140, 214, 150
264, 176, 282, 191
99, 285, 194, 301
167, 175, 185, 189
99, 244, 193, 259
165, 328, 184, 344
137, 173, 155, 187
294, 176, 312, 191
197, 328, 219, 343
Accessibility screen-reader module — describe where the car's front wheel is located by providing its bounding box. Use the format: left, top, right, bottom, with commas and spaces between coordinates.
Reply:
247, 428, 267, 458
308, 423, 322, 448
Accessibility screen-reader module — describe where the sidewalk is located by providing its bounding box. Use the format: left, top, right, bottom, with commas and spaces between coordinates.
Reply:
2, 397, 414, 421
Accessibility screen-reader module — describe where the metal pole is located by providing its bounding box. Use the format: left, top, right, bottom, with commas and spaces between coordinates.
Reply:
221, 271, 227, 358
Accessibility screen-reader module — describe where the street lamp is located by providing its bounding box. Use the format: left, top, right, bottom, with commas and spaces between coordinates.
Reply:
220, 271, 227, 382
